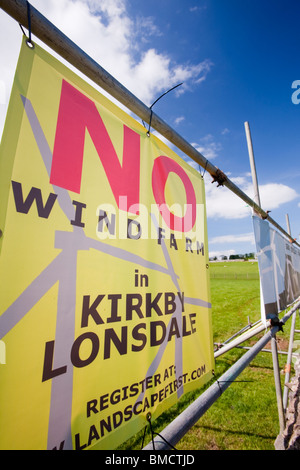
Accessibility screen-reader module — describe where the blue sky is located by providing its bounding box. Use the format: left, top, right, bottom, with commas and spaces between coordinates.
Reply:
1, 0, 300, 258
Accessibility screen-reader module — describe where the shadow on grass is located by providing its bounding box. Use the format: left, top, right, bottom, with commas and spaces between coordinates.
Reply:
194, 424, 277, 442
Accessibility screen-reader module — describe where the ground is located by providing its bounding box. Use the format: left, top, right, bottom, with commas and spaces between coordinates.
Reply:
275, 355, 300, 450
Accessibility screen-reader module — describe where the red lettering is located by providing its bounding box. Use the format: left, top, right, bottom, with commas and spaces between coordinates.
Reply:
152, 156, 196, 232
50, 80, 140, 213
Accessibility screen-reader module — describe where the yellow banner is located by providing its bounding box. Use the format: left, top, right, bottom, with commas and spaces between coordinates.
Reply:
0, 38, 214, 450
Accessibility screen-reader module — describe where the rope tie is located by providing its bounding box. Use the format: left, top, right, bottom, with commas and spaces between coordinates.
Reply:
200, 159, 208, 179
19, 1, 34, 48
141, 413, 177, 450
212, 370, 253, 397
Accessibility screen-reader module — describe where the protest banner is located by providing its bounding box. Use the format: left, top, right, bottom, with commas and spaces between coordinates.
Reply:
0, 38, 214, 450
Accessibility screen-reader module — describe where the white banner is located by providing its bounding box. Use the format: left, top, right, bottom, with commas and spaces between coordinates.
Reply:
253, 216, 300, 320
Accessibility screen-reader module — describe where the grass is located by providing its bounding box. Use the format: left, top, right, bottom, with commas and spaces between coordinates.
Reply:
120, 261, 297, 451
210, 259, 259, 280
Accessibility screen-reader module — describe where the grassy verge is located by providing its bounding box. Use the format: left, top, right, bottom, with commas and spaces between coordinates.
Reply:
120, 261, 296, 450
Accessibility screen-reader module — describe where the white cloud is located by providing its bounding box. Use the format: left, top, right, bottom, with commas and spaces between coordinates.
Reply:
134, 15, 164, 42
259, 183, 298, 210
0, 0, 212, 125
221, 128, 230, 135
192, 134, 222, 161
209, 249, 236, 259
205, 174, 299, 219
209, 233, 255, 245
205, 184, 251, 219
174, 116, 185, 125
189, 6, 207, 13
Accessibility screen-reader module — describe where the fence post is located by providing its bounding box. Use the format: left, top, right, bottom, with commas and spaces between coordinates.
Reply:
283, 309, 298, 412
282, 214, 297, 413
245, 121, 286, 433
244, 122, 261, 210
271, 336, 286, 432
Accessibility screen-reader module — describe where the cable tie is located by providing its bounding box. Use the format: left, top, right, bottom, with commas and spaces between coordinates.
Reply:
144, 413, 177, 451
200, 159, 208, 178
19, 1, 34, 48
145, 83, 183, 136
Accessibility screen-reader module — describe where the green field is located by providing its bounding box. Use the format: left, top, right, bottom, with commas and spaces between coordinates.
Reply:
120, 261, 297, 451
210, 259, 259, 280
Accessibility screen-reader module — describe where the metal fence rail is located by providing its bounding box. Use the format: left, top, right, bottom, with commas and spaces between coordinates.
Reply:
143, 299, 300, 450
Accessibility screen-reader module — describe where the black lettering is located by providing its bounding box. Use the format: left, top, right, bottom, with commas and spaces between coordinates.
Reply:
104, 327, 127, 359
129, 383, 139, 397
42, 340, 67, 382
197, 241, 204, 255
75, 433, 87, 450
178, 291, 185, 312
150, 321, 166, 346
111, 389, 121, 405
165, 292, 176, 315
70, 200, 86, 227
131, 323, 147, 351
81, 295, 105, 327
186, 237, 193, 252
146, 292, 163, 317
143, 396, 150, 412
98, 210, 116, 235
124, 404, 133, 422
71, 332, 100, 368
88, 425, 100, 447
127, 218, 141, 240
107, 294, 122, 323
12, 181, 57, 218
99, 393, 109, 411
170, 233, 178, 250
100, 416, 112, 437
158, 227, 165, 245
190, 312, 197, 333
167, 317, 180, 341
112, 411, 123, 429
126, 294, 143, 320
140, 274, 149, 287
133, 401, 143, 415
87, 399, 98, 417
52, 441, 65, 450
182, 315, 191, 336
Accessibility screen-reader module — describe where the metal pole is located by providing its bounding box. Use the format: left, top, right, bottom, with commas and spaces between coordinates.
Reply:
218, 319, 261, 346
233, 345, 289, 355
271, 336, 286, 433
283, 309, 298, 412
143, 300, 300, 450
214, 321, 268, 358
244, 121, 286, 434
0, 0, 299, 248
282, 215, 297, 412
244, 122, 261, 209
285, 214, 292, 238
144, 331, 275, 450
